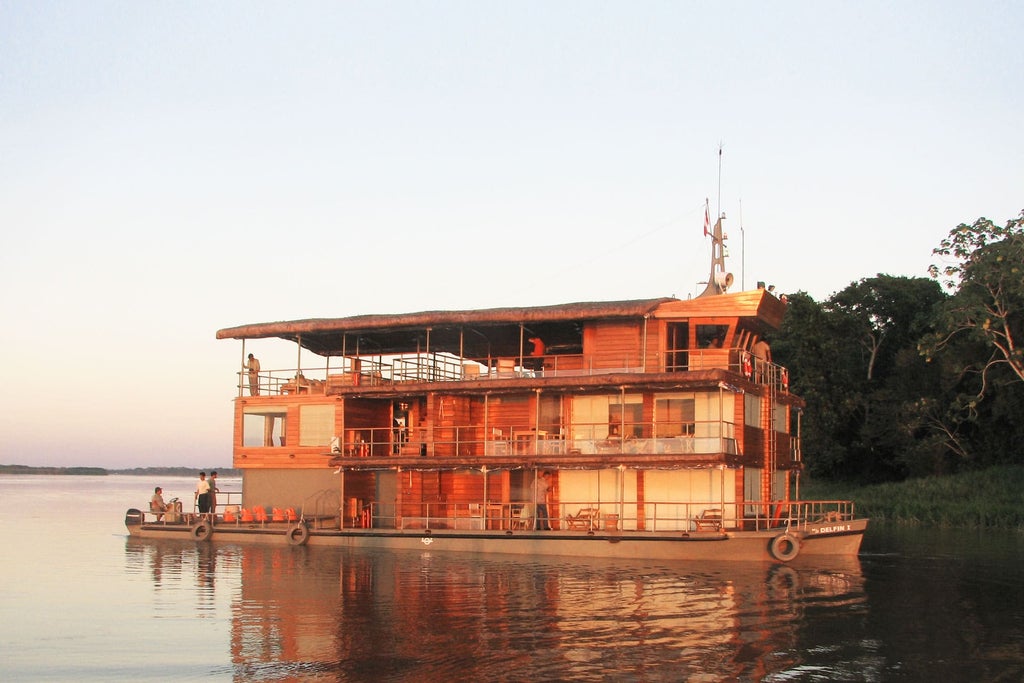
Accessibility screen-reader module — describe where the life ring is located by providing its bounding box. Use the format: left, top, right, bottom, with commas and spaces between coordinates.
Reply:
190, 521, 213, 542
286, 522, 310, 546
780, 368, 789, 392
741, 352, 753, 379
769, 533, 800, 562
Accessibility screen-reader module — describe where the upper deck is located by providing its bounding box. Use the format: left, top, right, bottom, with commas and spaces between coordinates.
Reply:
217, 289, 789, 398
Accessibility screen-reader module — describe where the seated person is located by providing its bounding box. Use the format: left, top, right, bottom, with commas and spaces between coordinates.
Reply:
150, 486, 168, 521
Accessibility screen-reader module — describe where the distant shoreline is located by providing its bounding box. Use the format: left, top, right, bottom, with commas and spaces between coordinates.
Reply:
0, 465, 239, 476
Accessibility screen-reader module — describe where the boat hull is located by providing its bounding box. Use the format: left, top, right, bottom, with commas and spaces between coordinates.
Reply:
124, 511, 867, 563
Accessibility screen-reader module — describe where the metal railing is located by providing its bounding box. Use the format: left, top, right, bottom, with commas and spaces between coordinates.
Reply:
349, 499, 856, 533
321, 420, 745, 458
234, 348, 791, 397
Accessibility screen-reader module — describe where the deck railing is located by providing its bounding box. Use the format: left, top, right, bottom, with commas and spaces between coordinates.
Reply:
235, 348, 790, 396
326, 420, 744, 458
345, 499, 856, 533
137, 495, 855, 533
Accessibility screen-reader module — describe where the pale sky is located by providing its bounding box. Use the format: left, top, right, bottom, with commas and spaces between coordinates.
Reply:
2, 1, 1020, 467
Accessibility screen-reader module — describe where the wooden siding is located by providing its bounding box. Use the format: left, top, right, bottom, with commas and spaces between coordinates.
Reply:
587, 321, 641, 369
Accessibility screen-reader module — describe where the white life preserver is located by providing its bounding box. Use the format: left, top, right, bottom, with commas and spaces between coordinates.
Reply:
190, 521, 213, 542
769, 533, 800, 562
286, 522, 310, 546
741, 352, 753, 379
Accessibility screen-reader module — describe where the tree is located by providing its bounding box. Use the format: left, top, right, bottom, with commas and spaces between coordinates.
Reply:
925, 211, 1024, 394
921, 211, 1024, 469
775, 278, 947, 483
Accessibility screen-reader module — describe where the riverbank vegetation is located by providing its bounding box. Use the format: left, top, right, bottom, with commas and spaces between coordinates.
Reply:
803, 465, 1024, 529
0, 465, 239, 477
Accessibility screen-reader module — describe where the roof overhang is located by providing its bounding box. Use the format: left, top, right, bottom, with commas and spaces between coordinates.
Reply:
216, 298, 675, 358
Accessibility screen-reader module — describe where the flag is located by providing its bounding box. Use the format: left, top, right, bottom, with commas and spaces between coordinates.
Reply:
703, 199, 710, 237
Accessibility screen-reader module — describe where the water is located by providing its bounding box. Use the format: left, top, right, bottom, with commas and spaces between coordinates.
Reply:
1, 475, 1022, 682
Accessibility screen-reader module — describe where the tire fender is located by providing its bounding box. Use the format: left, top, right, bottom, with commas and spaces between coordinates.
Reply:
286, 522, 310, 546
769, 533, 800, 562
190, 521, 213, 542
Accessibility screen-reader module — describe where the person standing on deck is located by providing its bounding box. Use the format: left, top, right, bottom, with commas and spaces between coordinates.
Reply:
209, 471, 219, 517
528, 337, 545, 371
246, 353, 261, 395
195, 471, 212, 517
534, 471, 552, 530
751, 338, 772, 383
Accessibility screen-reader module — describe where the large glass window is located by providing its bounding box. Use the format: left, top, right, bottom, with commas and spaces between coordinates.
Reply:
609, 394, 643, 437
655, 395, 695, 436
243, 407, 286, 447
744, 393, 761, 428
774, 403, 788, 433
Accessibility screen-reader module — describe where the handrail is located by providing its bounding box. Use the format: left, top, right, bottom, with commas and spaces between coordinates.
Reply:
234, 347, 791, 396
326, 420, 745, 458
358, 499, 855, 533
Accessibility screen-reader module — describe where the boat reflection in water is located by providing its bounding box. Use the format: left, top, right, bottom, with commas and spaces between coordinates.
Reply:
125, 539, 867, 681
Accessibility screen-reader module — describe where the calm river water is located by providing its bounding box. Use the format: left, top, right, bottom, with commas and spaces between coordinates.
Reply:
1, 474, 1022, 682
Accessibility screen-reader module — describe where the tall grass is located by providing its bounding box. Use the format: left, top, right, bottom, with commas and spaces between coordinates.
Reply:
801, 465, 1024, 529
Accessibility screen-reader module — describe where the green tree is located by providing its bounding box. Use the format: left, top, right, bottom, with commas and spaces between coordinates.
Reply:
775, 277, 947, 483
921, 211, 1024, 468
925, 211, 1024, 395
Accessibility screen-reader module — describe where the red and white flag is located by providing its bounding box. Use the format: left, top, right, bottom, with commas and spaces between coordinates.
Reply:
703, 198, 710, 236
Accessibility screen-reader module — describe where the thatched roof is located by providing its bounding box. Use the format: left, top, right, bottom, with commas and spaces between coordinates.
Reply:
216, 298, 675, 358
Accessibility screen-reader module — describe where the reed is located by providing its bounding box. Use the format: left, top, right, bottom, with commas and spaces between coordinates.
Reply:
802, 466, 1024, 529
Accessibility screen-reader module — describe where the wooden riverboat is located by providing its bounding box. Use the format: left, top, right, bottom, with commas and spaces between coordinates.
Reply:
126, 214, 867, 562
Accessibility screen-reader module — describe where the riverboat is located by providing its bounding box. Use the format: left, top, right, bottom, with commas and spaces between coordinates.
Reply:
125, 212, 867, 562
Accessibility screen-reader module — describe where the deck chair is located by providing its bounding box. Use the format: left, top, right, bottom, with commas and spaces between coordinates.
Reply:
695, 508, 722, 531
565, 507, 600, 530
511, 503, 534, 530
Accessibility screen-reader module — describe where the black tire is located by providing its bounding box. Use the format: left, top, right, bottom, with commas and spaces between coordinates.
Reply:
769, 533, 800, 562
190, 521, 213, 542
286, 522, 310, 546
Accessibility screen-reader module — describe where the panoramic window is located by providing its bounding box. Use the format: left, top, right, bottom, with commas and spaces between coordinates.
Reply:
243, 406, 287, 447
609, 394, 643, 437
655, 395, 696, 436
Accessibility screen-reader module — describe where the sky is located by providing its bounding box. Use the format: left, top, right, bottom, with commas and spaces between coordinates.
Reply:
1, 1, 1021, 468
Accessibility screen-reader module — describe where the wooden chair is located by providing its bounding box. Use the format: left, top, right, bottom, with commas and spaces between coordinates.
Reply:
565, 507, 600, 530
511, 503, 534, 530
695, 508, 722, 531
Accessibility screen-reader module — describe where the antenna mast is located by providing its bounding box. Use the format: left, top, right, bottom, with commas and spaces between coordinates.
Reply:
716, 143, 723, 224
697, 144, 733, 298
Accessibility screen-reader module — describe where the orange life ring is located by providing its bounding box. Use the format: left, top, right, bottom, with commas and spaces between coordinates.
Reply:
781, 368, 789, 392
741, 352, 753, 379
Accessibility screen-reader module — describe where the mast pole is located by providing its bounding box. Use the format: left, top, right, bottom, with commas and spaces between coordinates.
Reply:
716, 143, 722, 224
